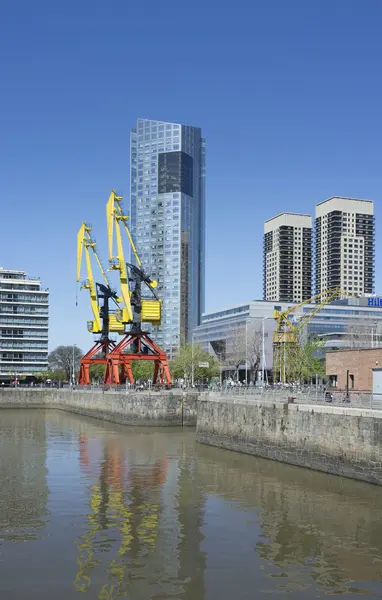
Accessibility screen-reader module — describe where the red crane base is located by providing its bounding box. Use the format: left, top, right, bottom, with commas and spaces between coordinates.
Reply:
104, 331, 172, 386
78, 339, 116, 385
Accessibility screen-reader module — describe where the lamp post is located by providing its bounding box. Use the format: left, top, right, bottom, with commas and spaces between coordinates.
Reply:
261, 317, 272, 385
245, 319, 251, 385
72, 344, 77, 385
191, 333, 195, 388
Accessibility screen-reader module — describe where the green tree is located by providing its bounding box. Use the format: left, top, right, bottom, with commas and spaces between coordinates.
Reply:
285, 335, 326, 383
48, 345, 83, 381
132, 361, 154, 380
42, 369, 66, 382
89, 360, 155, 383
89, 363, 106, 382
169, 343, 219, 385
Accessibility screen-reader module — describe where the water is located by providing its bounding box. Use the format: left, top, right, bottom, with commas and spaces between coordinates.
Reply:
1, 411, 382, 599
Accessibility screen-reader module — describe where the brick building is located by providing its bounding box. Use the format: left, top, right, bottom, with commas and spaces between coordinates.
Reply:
326, 348, 382, 393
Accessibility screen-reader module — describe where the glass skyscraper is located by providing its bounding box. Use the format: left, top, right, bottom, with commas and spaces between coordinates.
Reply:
130, 119, 205, 354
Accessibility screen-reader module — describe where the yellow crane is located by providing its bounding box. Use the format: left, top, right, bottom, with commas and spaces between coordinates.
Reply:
106, 190, 161, 326
76, 221, 125, 335
77, 190, 172, 386
273, 288, 360, 345
273, 288, 360, 383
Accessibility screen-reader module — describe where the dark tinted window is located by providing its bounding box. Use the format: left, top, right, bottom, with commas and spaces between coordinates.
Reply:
158, 151, 193, 196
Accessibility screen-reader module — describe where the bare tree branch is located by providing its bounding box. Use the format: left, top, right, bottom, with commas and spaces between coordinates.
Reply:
225, 324, 262, 382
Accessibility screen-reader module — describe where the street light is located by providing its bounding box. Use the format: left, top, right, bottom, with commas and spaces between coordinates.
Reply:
261, 317, 272, 386
72, 344, 77, 386
191, 332, 195, 388
246, 316, 272, 386
245, 319, 251, 385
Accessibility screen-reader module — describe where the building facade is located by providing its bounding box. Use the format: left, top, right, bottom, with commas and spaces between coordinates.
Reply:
194, 297, 382, 380
130, 118, 205, 354
326, 348, 382, 393
0, 268, 49, 381
264, 213, 312, 303
193, 301, 290, 377
315, 197, 375, 299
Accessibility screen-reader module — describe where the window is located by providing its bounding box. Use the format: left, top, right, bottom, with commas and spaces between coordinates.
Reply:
158, 151, 193, 196
329, 375, 337, 388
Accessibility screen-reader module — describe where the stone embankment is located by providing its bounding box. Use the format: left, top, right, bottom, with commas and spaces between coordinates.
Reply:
196, 396, 382, 486
0, 388, 197, 427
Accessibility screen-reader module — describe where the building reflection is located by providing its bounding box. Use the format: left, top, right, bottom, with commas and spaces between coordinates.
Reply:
175, 442, 206, 600
195, 443, 382, 594
0, 411, 49, 542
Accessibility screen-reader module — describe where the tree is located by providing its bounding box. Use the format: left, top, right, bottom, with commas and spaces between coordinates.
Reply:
169, 343, 219, 384
89, 363, 106, 382
225, 323, 262, 382
132, 361, 154, 381
279, 334, 325, 384
48, 345, 83, 381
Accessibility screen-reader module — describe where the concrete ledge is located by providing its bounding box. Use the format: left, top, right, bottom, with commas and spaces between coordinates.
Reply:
196, 396, 382, 486
0, 389, 197, 427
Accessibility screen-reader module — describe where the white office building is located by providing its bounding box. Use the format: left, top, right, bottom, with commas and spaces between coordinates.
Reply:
0, 268, 49, 381
264, 213, 312, 303
193, 297, 382, 382
315, 197, 374, 300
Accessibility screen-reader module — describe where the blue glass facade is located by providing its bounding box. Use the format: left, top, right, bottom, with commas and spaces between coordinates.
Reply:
130, 119, 205, 354
194, 298, 382, 369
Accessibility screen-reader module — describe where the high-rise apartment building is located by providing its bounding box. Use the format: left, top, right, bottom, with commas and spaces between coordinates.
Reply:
130, 118, 205, 353
315, 197, 374, 299
0, 268, 49, 381
263, 213, 312, 302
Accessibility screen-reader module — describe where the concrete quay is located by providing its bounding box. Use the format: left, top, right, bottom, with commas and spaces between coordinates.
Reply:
196, 395, 382, 486
0, 388, 198, 427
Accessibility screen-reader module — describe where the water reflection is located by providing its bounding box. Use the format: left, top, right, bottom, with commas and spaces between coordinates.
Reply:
74, 437, 166, 597
0, 410, 49, 541
0, 411, 382, 599
71, 428, 207, 599
196, 445, 382, 596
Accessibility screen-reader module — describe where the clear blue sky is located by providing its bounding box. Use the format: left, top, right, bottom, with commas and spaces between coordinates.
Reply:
1, 0, 381, 352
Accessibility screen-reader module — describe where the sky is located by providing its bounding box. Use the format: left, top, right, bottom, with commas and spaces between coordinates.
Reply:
1, 0, 382, 352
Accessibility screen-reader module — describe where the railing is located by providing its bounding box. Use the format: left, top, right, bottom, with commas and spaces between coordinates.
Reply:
211, 385, 382, 410
2, 383, 382, 410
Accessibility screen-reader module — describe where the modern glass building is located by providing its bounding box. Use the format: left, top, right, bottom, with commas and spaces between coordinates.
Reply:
193, 297, 382, 379
0, 268, 49, 381
193, 301, 288, 376
130, 119, 205, 354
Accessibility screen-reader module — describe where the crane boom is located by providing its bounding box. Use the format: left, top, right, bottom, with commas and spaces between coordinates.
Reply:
106, 191, 134, 322
77, 222, 102, 332
106, 190, 160, 326
273, 288, 362, 344
77, 221, 125, 335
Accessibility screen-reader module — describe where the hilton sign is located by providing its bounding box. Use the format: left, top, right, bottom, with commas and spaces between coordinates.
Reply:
368, 297, 382, 307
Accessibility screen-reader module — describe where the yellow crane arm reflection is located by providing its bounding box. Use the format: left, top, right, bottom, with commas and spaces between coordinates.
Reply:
74, 438, 166, 598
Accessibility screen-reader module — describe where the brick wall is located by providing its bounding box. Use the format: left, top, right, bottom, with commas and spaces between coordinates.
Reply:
326, 348, 382, 391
